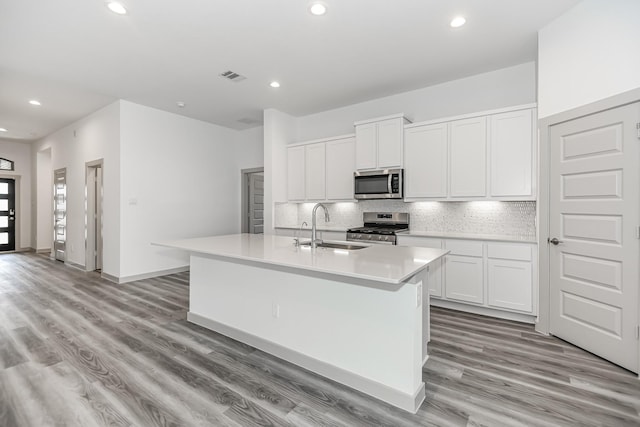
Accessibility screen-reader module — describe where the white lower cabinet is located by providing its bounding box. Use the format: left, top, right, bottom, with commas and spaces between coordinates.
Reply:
487, 242, 533, 312
487, 259, 532, 312
445, 255, 484, 304
444, 240, 484, 304
398, 235, 537, 321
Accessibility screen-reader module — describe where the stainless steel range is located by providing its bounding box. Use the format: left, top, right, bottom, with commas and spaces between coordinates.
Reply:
346, 212, 409, 245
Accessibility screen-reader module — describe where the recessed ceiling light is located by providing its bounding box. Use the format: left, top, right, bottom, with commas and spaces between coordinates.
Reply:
177, 101, 186, 108
309, 2, 327, 16
0, 128, 7, 132
450, 16, 466, 28
29, 100, 41, 106
106, 2, 127, 15
270, 81, 281, 88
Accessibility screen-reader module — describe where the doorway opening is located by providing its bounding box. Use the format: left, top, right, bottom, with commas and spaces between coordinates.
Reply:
53, 168, 67, 262
241, 167, 264, 234
85, 160, 103, 272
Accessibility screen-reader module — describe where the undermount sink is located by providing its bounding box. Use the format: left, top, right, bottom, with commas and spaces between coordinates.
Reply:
299, 241, 368, 250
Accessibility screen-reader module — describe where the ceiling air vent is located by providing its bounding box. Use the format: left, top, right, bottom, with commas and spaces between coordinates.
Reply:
219, 70, 247, 82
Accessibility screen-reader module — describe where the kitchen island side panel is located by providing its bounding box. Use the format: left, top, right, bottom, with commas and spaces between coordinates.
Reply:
188, 253, 426, 411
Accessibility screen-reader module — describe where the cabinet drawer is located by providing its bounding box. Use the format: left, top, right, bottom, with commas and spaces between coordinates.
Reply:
487, 243, 532, 261
445, 240, 483, 257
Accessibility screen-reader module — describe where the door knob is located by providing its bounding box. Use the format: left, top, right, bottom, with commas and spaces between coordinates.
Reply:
548, 237, 563, 245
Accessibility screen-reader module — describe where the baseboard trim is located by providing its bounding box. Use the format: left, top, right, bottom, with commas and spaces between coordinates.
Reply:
431, 298, 536, 324
116, 266, 190, 284
188, 311, 425, 413
36, 248, 51, 254
101, 272, 119, 283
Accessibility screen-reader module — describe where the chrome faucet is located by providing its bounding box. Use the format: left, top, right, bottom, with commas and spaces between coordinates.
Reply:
311, 203, 330, 248
294, 221, 308, 247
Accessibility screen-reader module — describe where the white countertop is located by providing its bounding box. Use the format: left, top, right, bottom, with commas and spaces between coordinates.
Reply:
275, 225, 354, 232
397, 230, 537, 243
155, 234, 448, 285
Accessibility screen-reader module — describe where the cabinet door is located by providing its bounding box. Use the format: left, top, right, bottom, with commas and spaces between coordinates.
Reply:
404, 123, 448, 198
326, 137, 355, 200
445, 255, 484, 304
450, 117, 487, 197
305, 143, 326, 201
287, 146, 305, 201
377, 118, 403, 169
488, 259, 532, 312
490, 109, 533, 197
355, 122, 377, 170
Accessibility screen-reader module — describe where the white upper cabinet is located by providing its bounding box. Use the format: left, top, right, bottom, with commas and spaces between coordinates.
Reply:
489, 109, 534, 198
404, 123, 448, 199
305, 143, 326, 200
355, 122, 377, 170
402, 105, 536, 201
377, 118, 404, 168
287, 135, 355, 202
355, 115, 408, 170
326, 136, 356, 200
287, 145, 305, 201
450, 117, 487, 198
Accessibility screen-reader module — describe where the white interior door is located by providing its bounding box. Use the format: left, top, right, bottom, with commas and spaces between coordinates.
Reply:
86, 163, 103, 271
549, 102, 639, 373
249, 173, 264, 234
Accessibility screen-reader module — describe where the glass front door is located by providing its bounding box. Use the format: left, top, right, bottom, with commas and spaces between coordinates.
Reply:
54, 169, 67, 262
0, 178, 16, 251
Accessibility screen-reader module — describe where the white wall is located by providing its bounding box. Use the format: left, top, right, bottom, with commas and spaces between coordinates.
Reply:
35, 148, 52, 251
0, 139, 32, 249
119, 101, 262, 279
32, 102, 121, 275
538, 0, 640, 118
296, 62, 536, 141
263, 109, 298, 235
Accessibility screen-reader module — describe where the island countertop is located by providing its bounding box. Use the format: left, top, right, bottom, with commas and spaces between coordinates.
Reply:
155, 233, 448, 285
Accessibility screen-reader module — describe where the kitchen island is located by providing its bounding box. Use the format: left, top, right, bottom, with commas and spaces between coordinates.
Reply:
155, 233, 448, 413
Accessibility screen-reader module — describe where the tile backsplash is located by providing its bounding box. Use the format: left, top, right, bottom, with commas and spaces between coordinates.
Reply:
275, 200, 536, 238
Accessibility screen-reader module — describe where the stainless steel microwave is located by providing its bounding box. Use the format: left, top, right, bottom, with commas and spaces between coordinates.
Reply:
354, 169, 403, 199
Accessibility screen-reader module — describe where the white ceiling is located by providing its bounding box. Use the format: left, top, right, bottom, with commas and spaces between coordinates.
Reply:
0, 0, 580, 141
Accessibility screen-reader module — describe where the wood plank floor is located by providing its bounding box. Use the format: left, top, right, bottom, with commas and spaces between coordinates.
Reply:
1, 252, 639, 426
